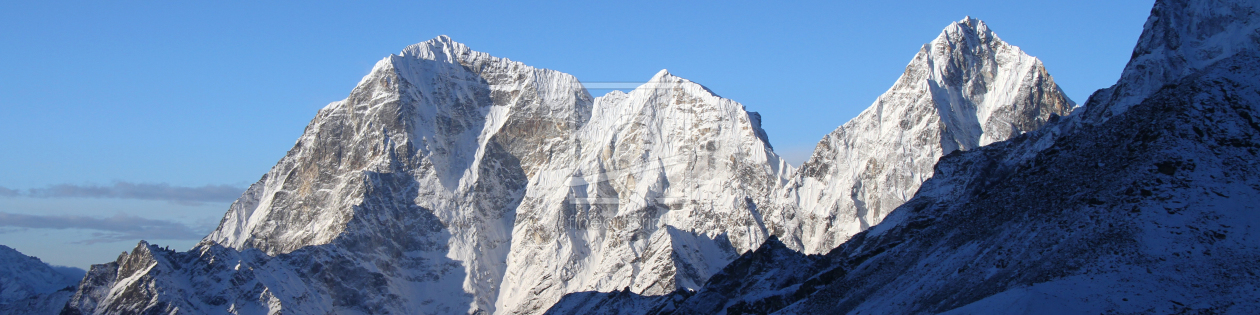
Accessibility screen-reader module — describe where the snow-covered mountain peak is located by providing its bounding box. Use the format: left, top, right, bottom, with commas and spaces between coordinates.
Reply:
940, 16, 996, 44
495, 66, 789, 314
765, 17, 1074, 254
650, 69, 672, 80
398, 35, 470, 63
625, 69, 722, 99
586, 70, 743, 129
637, 70, 724, 103
192, 35, 597, 313
640, 69, 687, 91
97, 34, 788, 315
929, 17, 1018, 72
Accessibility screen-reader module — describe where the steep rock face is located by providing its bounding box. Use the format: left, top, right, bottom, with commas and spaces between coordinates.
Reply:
497, 71, 788, 314
65, 37, 787, 314
765, 17, 1075, 254
0, 245, 79, 315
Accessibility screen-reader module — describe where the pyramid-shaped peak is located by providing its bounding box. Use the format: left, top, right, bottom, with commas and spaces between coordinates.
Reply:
649, 69, 674, 81
645, 69, 689, 87
640, 69, 723, 97
938, 16, 999, 44
958, 16, 983, 28
404, 35, 464, 51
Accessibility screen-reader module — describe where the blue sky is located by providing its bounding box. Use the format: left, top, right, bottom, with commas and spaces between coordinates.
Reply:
0, 1, 1154, 269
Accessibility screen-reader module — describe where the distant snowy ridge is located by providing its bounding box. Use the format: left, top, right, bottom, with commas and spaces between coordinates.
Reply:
0, 245, 80, 315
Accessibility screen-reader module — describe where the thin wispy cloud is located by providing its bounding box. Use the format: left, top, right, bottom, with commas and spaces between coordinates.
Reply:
0, 182, 243, 205
0, 212, 209, 244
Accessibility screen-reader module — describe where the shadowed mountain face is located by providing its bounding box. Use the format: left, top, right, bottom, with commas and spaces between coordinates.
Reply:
544, 0, 1260, 314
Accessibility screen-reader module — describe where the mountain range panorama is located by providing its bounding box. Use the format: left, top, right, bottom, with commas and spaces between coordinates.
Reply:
1, 0, 1257, 314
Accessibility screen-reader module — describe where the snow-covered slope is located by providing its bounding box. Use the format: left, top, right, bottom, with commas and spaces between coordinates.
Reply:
0, 245, 80, 315
63, 36, 788, 315
765, 17, 1075, 254
541, 0, 1260, 313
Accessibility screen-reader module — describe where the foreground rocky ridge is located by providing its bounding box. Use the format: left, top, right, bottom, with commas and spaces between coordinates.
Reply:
545, 0, 1260, 313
